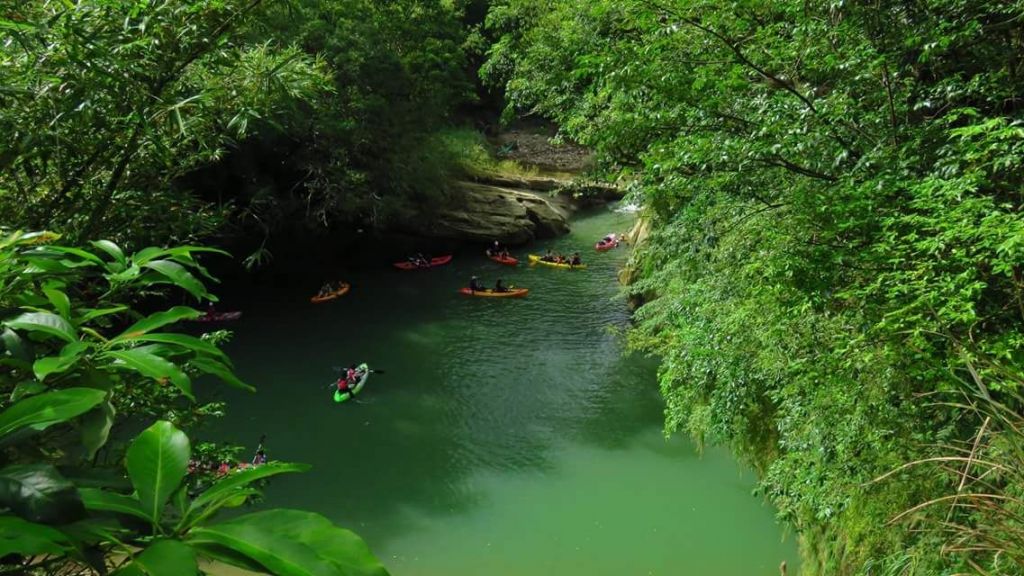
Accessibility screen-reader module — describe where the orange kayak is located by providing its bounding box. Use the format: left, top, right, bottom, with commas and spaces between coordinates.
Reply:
310, 282, 350, 303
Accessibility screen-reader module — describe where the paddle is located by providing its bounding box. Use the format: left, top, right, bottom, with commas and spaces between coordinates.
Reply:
331, 366, 385, 375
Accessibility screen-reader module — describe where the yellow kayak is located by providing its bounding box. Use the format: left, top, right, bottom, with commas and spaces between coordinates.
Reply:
458, 288, 529, 298
528, 255, 587, 270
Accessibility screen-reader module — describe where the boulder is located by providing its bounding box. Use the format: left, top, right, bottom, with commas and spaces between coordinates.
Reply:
405, 182, 570, 244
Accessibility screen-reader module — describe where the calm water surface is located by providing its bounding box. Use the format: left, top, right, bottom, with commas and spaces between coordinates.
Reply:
206, 205, 799, 575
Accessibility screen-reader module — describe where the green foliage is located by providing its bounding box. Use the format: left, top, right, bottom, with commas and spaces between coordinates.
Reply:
484, 0, 1024, 573
437, 128, 537, 179
0, 1, 331, 245
218, 0, 477, 236
0, 232, 388, 575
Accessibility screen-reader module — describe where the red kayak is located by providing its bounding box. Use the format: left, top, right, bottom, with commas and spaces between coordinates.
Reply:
193, 311, 242, 322
488, 254, 518, 266
595, 234, 620, 252
393, 255, 453, 270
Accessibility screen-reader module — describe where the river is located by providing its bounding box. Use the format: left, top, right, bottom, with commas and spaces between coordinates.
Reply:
204, 204, 799, 575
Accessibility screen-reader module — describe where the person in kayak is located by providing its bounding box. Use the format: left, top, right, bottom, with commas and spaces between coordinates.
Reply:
251, 435, 268, 465
469, 275, 486, 292
318, 282, 334, 297
412, 253, 430, 267
541, 249, 555, 262
570, 252, 582, 266
337, 370, 357, 396
494, 278, 509, 293
486, 240, 503, 257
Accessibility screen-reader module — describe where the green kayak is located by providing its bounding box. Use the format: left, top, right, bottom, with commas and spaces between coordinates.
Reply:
333, 363, 370, 403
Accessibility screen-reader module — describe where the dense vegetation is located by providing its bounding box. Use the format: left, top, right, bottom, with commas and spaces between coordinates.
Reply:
0, 231, 388, 574
483, 0, 1024, 573
0, 0, 482, 251
6, 0, 1024, 573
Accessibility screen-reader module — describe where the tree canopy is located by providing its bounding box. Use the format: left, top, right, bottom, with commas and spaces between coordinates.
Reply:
484, 0, 1024, 572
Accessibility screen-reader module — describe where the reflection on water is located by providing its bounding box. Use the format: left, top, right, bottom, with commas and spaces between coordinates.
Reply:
203, 204, 799, 575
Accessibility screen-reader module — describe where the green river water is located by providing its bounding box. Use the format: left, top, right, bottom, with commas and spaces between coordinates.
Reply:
205, 205, 799, 575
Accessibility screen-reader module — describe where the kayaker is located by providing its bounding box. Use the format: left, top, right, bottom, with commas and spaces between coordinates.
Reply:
494, 278, 509, 293
318, 282, 333, 297
469, 275, 486, 292
345, 363, 362, 384
541, 249, 555, 262
337, 373, 355, 396
415, 253, 430, 267
252, 435, 268, 465
570, 252, 582, 266
487, 240, 503, 257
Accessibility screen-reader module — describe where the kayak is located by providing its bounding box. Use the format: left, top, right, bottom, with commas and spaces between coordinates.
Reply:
527, 254, 587, 270
193, 311, 242, 322
488, 254, 518, 266
310, 282, 350, 303
333, 363, 370, 403
458, 287, 528, 298
393, 255, 453, 270
595, 234, 619, 251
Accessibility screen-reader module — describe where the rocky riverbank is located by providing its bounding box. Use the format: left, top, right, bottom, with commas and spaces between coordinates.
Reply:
396, 127, 622, 245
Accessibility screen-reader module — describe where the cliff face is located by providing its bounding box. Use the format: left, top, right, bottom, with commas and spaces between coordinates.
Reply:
394, 127, 623, 245
400, 175, 621, 245
407, 181, 571, 244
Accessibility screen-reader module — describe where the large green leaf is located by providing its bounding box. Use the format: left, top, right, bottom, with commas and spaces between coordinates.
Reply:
9, 381, 46, 402
132, 246, 228, 266
36, 246, 105, 267
42, 287, 71, 319
185, 463, 309, 524
0, 515, 69, 557
79, 488, 150, 522
0, 328, 32, 362
123, 333, 231, 365
188, 356, 252, 392
33, 341, 88, 381
78, 305, 129, 323
113, 307, 202, 341
118, 539, 198, 576
80, 400, 116, 460
5, 311, 77, 342
103, 349, 193, 399
143, 260, 209, 300
91, 240, 126, 270
0, 387, 106, 438
126, 421, 190, 523
187, 541, 268, 573
0, 464, 84, 524
188, 510, 389, 576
